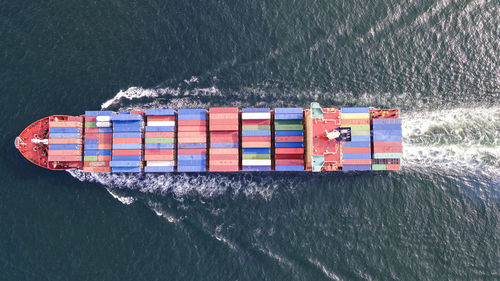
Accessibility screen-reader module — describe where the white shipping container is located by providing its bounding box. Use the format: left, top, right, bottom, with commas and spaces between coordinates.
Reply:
96, 121, 112, 127
147, 161, 175, 167
96, 116, 111, 122
242, 159, 272, 166
241, 112, 271, 120
147, 121, 176, 127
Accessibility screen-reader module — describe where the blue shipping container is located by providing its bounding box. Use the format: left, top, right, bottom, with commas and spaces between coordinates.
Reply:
275, 165, 304, 171
372, 130, 402, 136
274, 108, 303, 114
49, 144, 81, 150
178, 154, 206, 161
274, 142, 304, 148
83, 150, 98, 156
112, 143, 142, 150
342, 165, 371, 171
274, 113, 303, 120
111, 114, 143, 121
98, 127, 113, 133
85, 144, 98, 150
341, 107, 370, 113
242, 130, 271, 137
145, 126, 175, 132
97, 150, 112, 156
372, 118, 401, 125
145, 143, 175, 149
145, 109, 175, 116
50, 133, 81, 139
275, 130, 303, 137
242, 166, 272, 171
351, 135, 371, 142
109, 161, 141, 167
145, 166, 175, 172
50, 127, 81, 133
177, 166, 206, 172
84, 139, 98, 144
342, 153, 371, 159
372, 124, 402, 130
112, 167, 142, 173
178, 143, 207, 149
113, 132, 142, 138
242, 148, 271, 154
210, 142, 238, 148
85, 111, 114, 117
373, 135, 402, 142
342, 141, 371, 147
112, 155, 142, 161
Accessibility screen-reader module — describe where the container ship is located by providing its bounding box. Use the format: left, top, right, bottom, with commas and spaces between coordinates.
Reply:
15, 103, 402, 173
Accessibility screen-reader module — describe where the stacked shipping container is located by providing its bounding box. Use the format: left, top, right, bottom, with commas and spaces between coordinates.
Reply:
209, 108, 239, 171
110, 113, 144, 173
83, 111, 113, 172
371, 118, 402, 170
274, 108, 304, 171
48, 116, 83, 163
144, 109, 176, 172
177, 109, 207, 172
241, 108, 272, 171
341, 107, 371, 171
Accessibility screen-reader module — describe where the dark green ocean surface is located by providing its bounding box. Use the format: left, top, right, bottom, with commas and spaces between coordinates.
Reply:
1, 0, 499, 280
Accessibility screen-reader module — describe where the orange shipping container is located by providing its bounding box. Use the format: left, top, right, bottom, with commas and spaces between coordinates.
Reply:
67, 116, 83, 122
177, 148, 205, 155
386, 164, 401, 170
342, 146, 371, 153
242, 142, 271, 148
49, 121, 82, 127
209, 159, 238, 165
145, 132, 175, 138
177, 125, 206, 132
98, 144, 112, 150
49, 138, 82, 145
144, 149, 175, 155
113, 138, 142, 144
112, 149, 142, 155
178, 120, 206, 126
177, 136, 206, 143
85, 128, 99, 133
82, 166, 112, 173
342, 159, 372, 165
147, 115, 175, 121
275, 136, 303, 142
209, 154, 239, 160
341, 119, 370, 125
84, 117, 97, 122
178, 132, 206, 138
209, 124, 238, 131
275, 148, 304, 154
209, 165, 239, 171
210, 131, 238, 142
98, 156, 112, 161
242, 136, 271, 142
49, 150, 82, 156
209, 107, 239, 113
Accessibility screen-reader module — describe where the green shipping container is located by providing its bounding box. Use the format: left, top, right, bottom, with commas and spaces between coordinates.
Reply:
371, 164, 387, 170
242, 154, 271, 160
274, 120, 303, 126
340, 124, 370, 131
242, 125, 271, 131
84, 156, 98, 161
145, 138, 174, 143
373, 153, 403, 159
275, 124, 303, 131
85, 122, 96, 128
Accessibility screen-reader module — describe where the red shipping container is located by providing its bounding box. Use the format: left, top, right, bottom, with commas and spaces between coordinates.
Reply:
130, 110, 145, 115
209, 154, 239, 160
275, 154, 303, 159
145, 132, 175, 138
84, 133, 99, 139
85, 127, 99, 133
144, 149, 175, 155
178, 120, 206, 126
210, 148, 238, 154
147, 115, 175, 121
342, 159, 372, 165
98, 144, 112, 150
49, 138, 82, 145
68, 116, 83, 122
145, 154, 174, 161
82, 166, 112, 173
242, 119, 270, 125
210, 131, 238, 142
242, 142, 270, 148
49, 150, 82, 156
84, 117, 97, 122
177, 148, 206, 155
275, 136, 303, 142
209, 159, 238, 165
341, 119, 370, 125
177, 136, 206, 143
98, 156, 112, 161
209, 107, 239, 113
48, 155, 82, 162
276, 159, 304, 165
178, 132, 206, 138
98, 139, 112, 145
112, 149, 142, 155
177, 125, 206, 132
372, 141, 402, 147
386, 164, 401, 170
209, 165, 239, 172
275, 148, 304, 154
373, 145, 403, 153
242, 136, 271, 142
113, 138, 142, 144
342, 146, 371, 153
